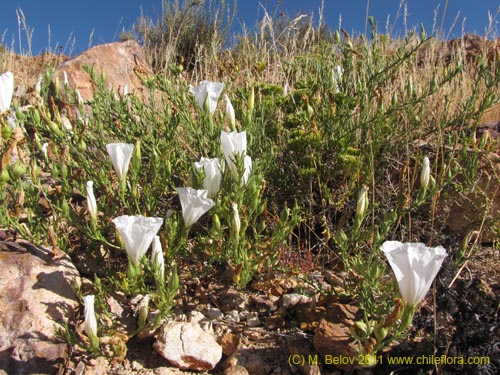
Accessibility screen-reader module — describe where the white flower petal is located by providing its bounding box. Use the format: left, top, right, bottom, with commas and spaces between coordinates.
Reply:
0, 71, 14, 113
381, 241, 447, 306
194, 157, 222, 198
106, 143, 134, 180
176, 187, 215, 228
112, 215, 164, 264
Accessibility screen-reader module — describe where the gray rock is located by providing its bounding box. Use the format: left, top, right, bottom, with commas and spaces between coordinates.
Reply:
282, 294, 312, 309
0, 239, 80, 374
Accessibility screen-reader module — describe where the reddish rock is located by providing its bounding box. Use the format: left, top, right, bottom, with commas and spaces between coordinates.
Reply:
51, 40, 153, 106
0, 237, 80, 374
313, 303, 361, 371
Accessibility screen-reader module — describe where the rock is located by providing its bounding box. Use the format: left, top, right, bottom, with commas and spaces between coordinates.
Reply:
313, 303, 361, 371
223, 350, 272, 375
223, 365, 250, 375
85, 356, 109, 375
220, 288, 249, 312
219, 332, 241, 356
224, 310, 241, 323
205, 307, 224, 320
154, 321, 222, 371
0, 237, 80, 374
286, 338, 321, 375
246, 312, 261, 327
282, 293, 312, 309
240, 352, 272, 375
51, 40, 153, 114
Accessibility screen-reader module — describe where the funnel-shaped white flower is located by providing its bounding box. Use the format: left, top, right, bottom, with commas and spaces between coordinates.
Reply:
176, 187, 215, 228
194, 157, 222, 198
86, 181, 97, 221
106, 143, 134, 180
83, 295, 97, 338
0, 71, 14, 113
221, 130, 251, 178
381, 241, 447, 306
112, 215, 164, 265
189, 80, 225, 114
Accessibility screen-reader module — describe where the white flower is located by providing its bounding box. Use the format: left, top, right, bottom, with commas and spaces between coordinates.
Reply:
189, 80, 225, 114
63, 71, 69, 86
83, 295, 98, 338
112, 215, 164, 265
0, 71, 14, 113
224, 94, 236, 129
176, 187, 215, 228
420, 157, 430, 190
106, 143, 134, 180
220, 131, 251, 183
381, 241, 447, 306
193, 157, 222, 198
86, 181, 97, 221
151, 235, 164, 280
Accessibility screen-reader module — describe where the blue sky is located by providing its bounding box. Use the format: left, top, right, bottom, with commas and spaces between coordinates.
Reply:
1, 1, 498, 55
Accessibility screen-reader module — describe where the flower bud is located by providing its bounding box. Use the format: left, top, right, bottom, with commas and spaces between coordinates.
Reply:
212, 213, 221, 232
8, 161, 26, 180
420, 157, 430, 190
0, 169, 10, 184
247, 86, 254, 113
356, 186, 369, 217
232, 202, 241, 235
374, 324, 389, 342
133, 139, 141, 169
225, 95, 236, 131
83, 295, 98, 340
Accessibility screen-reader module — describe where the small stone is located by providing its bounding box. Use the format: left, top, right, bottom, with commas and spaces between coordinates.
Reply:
220, 288, 249, 312
219, 332, 241, 356
189, 310, 208, 324
225, 310, 241, 323
282, 293, 312, 309
131, 360, 144, 371
244, 353, 272, 375
206, 307, 224, 320
246, 312, 261, 327
224, 365, 250, 375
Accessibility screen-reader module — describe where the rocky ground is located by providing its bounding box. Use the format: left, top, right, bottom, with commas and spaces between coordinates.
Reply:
1, 227, 499, 375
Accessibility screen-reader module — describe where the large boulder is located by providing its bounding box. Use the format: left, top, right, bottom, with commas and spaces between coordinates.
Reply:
51, 40, 153, 107
0, 233, 81, 374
